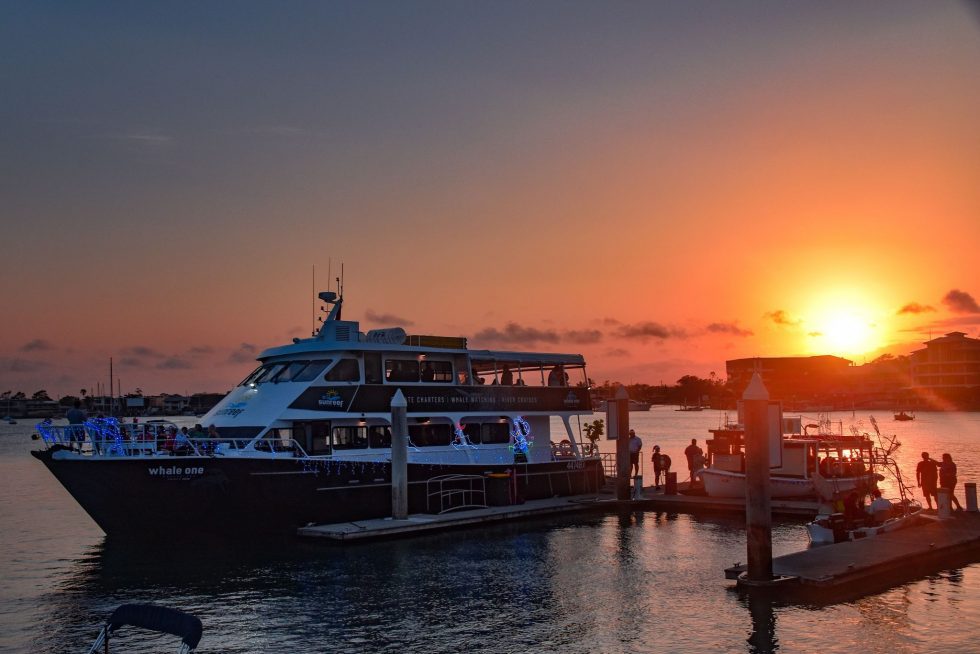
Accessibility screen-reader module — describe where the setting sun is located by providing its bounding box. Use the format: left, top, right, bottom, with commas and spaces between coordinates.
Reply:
810, 311, 879, 358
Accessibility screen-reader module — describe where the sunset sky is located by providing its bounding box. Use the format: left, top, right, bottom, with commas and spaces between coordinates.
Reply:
2, 2, 979, 397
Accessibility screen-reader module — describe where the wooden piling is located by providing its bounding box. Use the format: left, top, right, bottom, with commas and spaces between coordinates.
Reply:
609, 385, 631, 501
743, 372, 773, 582
391, 389, 408, 520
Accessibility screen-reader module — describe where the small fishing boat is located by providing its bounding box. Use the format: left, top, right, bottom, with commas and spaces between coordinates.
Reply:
807, 420, 924, 545
87, 604, 202, 653
696, 414, 879, 501
894, 410, 915, 421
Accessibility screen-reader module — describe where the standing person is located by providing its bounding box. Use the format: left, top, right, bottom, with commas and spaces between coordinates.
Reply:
628, 429, 643, 478
651, 445, 671, 490
939, 453, 963, 511
684, 438, 704, 484
916, 452, 940, 510
66, 400, 87, 450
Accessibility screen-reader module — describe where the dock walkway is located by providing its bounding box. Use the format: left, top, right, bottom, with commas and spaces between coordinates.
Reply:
724, 513, 980, 600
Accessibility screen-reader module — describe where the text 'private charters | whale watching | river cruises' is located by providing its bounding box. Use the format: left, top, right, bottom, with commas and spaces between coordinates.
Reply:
31, 291, 604, 539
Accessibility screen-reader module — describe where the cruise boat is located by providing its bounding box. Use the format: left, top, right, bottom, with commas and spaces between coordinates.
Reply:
31, 291, 603, 540
696, 415, 880, 500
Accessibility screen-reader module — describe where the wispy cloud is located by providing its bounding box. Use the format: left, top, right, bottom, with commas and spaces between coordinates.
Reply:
943, 289, 980, 313
473, 323, 560, 345
20, 339, 53, 352
807, 331, 823, 337
563, 329, 603, 344
228, 343, 258, 364
188, 345, 214, 355
364, 309, 415, 326
614, 322, 687, 341
1, 357, 49, 373
604, 348, 630, 357
765, 309, 801, 327
705, 322, 753, 337
157, 357, 192, 370
122, 346, 165, 358
897, 302, 935, 315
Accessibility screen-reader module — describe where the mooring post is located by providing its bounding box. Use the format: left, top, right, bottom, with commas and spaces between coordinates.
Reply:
390, 389, 408, 520
965, 483, 978, 512
743, 372, 773, 582
937, 488, 952, 519
609, 385, 631, 501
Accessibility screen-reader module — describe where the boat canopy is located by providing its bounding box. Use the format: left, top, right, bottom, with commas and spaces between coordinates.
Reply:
105, 604, 202, 649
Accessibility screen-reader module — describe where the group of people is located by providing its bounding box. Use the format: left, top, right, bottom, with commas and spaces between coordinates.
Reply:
916, 451, 963, 511
627, 431, 705, 490
61, 402, 223, 455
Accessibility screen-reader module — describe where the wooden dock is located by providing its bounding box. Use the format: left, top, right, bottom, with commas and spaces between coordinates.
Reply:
296, 482, 820, 542
297, 495, 611, 541
724, 512, 980, 601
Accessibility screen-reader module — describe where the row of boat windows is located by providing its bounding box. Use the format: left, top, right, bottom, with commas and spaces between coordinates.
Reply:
240, 356, 578, 387
265, 421, 512, 454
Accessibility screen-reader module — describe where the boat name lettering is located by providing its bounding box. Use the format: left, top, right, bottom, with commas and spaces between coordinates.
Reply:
318, 390, 344, 408
216, 401, 247, 418
148, 465, 205, 479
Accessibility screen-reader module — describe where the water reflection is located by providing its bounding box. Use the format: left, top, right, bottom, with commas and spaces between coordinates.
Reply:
744, 593, 778, 653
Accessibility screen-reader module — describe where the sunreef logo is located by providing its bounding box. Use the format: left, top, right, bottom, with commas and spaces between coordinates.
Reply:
148, 465, 205, 480
563, 391, 580, 407
318, 390, 344, 408
216, 401, 247, 417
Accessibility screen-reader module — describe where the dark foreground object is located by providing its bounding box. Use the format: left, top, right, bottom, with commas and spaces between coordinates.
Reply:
88, 604, 203, 653
725, 512, 980, 602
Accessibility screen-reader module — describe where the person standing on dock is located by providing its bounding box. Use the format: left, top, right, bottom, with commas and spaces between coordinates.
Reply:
628, 429, 643, 478
651, 445, 670, 490
916, 452, 940, 510
684, 438, 704, 485
939, 453, 964, 511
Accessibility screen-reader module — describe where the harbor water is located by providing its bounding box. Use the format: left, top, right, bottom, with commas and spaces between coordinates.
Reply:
2, 409, 979, 653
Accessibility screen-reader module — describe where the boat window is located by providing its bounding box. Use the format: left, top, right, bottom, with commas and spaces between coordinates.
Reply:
324, 359, 360, 382
332, 426, 368, 450
273, 361, 309, 383
420, 360, 453, 383
409, 423, 451, 446
364, 353, 383, 384
293, 360, 330, 382
256, 428, 298, 452
369, 425, 392, 448
481, 422, 511, 444
253, 363, 286, 384
238, 366, 263, 386
386, 359, 419, 382
462, 423, 481, 444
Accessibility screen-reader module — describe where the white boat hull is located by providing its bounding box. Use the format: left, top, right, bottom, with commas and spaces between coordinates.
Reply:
697, 468, 814, 498
807, 508, 924, 545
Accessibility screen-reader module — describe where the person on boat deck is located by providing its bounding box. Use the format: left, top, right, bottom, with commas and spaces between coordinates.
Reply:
66, 400, 87, 449
843, 491, 866, 527
916, 452, 940, 510
939, 453, 963, 511
547, 365, 566, 387
471, 367, 484, 385
684, 439, 704, 484
173, 427, 192, 455
867, 489, 892, 525
628, 429, 642, 478
420, 361, 435, 382
500, 365, 514, 386
651, 445, 671, 490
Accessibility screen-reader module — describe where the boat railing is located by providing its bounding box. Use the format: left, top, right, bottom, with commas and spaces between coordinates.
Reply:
425, 474, 488, 514
33, 419, 274, 457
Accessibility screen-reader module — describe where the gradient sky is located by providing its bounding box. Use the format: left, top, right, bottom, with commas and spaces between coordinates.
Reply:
2, 1, 979, 397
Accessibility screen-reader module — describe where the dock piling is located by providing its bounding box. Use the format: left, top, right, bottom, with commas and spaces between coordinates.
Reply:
391, 390, 408, 520
966, 483, 977, 512
743, 372, 773, 583
609, 385, 631, 501
937, 488, 951, 519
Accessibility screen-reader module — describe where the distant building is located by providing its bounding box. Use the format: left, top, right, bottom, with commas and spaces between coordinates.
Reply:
909, 332, 980, 390
726, 355, 853, 406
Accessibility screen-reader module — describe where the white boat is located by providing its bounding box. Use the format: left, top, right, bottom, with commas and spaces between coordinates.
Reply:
593, 399, 651, 412
806, 505, 924, 545
31, 289, 604, 540
696, 415, 878, 501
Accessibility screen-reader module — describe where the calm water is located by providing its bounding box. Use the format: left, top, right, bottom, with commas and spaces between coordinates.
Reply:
2, 409, 979, 653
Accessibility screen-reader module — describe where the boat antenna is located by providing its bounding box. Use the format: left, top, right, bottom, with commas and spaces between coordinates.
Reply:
336, 263, 344, 320
311, 264, 316, 337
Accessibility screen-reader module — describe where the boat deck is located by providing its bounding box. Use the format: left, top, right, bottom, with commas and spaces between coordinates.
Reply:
724, 512, 980, 601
